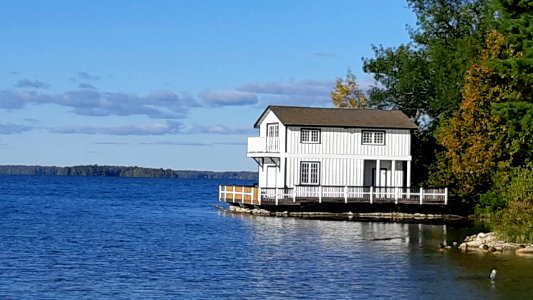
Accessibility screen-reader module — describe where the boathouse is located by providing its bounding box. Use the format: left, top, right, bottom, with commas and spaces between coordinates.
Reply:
219, 105, 448, 210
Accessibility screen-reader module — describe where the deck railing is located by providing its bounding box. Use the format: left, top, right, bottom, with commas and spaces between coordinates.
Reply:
219, 185, 448, 206
247, 137, 280, 153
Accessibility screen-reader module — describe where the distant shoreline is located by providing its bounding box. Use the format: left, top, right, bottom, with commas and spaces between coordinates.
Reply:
0, 165, 257, 180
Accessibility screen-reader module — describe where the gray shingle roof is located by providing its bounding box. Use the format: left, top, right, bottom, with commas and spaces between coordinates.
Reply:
255, 106, 418, 129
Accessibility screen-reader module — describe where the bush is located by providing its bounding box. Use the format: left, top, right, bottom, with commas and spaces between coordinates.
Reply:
490, 164, 533, 243
476, 171, 511, 216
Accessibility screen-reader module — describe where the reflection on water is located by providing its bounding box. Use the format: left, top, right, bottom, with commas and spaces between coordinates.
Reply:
221, 211, 533, 299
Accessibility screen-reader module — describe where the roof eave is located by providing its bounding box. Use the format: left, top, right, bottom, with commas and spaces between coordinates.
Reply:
253, 105, 274, 128
284, 123, 418, 130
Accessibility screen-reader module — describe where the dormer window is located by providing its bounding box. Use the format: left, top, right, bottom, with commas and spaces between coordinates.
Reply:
301, 128, 320, 144
362, 130, 385, 145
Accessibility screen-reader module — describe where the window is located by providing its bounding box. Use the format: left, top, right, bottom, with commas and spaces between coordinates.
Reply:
300, 162, 320, 185
301, 128, 320, 143
362, 130, 385, 145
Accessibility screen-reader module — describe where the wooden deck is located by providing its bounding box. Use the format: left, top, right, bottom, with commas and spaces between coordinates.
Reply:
219, 185, 448, 206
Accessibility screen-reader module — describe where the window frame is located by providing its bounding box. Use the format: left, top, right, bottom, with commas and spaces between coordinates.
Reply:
266, 123, 279, 138
300, 128, 321, 144
361, 130, 386, 145
300, 161, 320, 185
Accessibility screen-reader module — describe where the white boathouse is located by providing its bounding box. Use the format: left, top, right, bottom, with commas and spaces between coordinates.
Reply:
220, 105, 447, 207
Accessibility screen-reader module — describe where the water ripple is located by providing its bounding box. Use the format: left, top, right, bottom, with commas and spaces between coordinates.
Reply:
1, 175, 533, 299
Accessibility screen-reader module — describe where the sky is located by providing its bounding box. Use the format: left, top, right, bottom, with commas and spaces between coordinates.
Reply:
0, 0, 416, 171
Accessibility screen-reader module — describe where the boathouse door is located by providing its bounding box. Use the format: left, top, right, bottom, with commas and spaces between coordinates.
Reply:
266, 166, 277, 188
372, 168, 389, 187
373, 168, 390, 198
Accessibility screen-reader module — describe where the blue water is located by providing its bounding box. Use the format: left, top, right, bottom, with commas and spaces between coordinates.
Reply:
1, 175, 533, 299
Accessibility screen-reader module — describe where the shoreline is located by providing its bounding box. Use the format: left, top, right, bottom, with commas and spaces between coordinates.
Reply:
219, 205, 533, 256
458, 232, 533, 256
219, 204, 471, 225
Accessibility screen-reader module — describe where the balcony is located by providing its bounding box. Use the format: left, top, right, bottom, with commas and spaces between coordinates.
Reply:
247, 137, 280, 154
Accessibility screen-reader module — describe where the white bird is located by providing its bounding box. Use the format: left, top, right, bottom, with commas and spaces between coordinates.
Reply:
489, 269, 497, 281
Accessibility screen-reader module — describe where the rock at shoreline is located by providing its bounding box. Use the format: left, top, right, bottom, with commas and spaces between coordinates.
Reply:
458, 232, 533, 255
516, 246, 533, 256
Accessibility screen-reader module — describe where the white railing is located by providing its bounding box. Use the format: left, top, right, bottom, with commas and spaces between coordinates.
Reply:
219, 185, 449, 206
258, 186, 448, 205
247, 137, 280, 153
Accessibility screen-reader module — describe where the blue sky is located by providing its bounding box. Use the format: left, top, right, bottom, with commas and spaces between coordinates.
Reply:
0, 0, 416, 171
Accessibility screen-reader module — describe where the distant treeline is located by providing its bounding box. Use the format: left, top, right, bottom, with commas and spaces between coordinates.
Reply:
0, 165, 257, 180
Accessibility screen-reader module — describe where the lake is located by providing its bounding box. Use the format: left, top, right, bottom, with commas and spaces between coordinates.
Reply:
1, 175, 532, 299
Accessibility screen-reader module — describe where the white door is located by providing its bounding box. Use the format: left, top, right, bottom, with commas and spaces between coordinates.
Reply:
372, 168, 391, 198
266, 166, 277, 188
380, 169, 389, 187
372, 168, 390, 187
266, 123, 279, 152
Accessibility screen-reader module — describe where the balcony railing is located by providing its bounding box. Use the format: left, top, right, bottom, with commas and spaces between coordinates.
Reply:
248, 137, 279, 153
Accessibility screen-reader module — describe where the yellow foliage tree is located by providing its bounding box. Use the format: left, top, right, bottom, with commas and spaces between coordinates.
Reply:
331, 69, 368, 109
434, 30, 519, 199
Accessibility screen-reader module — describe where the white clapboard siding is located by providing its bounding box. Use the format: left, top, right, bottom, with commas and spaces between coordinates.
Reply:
286, 127, 410, 157
259, 111, 286, 153
286, 157, 364, 187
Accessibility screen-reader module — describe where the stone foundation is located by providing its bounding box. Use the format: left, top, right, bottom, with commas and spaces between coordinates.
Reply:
223, 204, 465, 222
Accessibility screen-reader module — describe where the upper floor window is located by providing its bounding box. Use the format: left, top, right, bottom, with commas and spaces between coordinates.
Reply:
362, 130, 385, 145
301, 128, 320, 144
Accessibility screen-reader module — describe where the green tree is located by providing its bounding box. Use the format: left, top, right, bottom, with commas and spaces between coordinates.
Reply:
359, 0, 489, 187
363, 45, 433, 127
363, 0, 489, 127
331, 69, 368, 109
492, 0, 533, 86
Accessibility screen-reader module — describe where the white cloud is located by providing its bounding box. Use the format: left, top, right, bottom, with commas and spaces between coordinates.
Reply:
237, 79, 335, 106
214, 141, 247, 146
15, 79, 50, 89
76, 72, 100, 81
49, 121, 183, 136
94, 142, 130, 145
313, 52, 336, 58
0, 89, 197, 119
78, 83, 97, 90
140, 141, 211, 146
239, 79, 333, 96
0, 90, 52, 109
47, 119, 257, 137
182, 124, 255, 135
200, 90, 258, 107
0, 123, 33, 134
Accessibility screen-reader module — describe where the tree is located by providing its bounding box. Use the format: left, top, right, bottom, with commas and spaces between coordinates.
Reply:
331, 69, 368, 109
363, 45, 433, 127
359, 0, 490, 187
363, 0, 489, 127
432, 30, 513, 200
492, 0, 533, 87
432, 9, 533, 204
